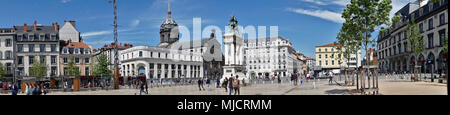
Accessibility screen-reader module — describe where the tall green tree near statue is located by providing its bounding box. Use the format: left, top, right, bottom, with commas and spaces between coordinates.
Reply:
337, 0, 392, 89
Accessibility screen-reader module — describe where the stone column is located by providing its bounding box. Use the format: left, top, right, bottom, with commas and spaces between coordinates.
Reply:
175, 64, 179, 78
168, 64, 172, 78
153, 63, 157, 78
161, 64, 165, 78
200, 65, 204, 78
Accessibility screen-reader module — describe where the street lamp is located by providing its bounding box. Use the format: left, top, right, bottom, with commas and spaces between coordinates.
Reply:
108, 0, 120, 89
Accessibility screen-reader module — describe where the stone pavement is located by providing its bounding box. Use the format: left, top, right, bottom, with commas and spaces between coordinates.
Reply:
1, 78, 447, 95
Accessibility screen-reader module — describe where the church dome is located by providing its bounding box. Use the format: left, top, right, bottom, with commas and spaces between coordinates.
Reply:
161, 17, 177, 29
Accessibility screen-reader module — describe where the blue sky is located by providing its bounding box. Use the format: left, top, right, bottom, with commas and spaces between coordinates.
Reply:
0, 0, 412, 58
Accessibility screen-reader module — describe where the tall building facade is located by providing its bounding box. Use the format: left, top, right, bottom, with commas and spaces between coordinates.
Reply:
377, 0, 447, 73
0, 28, 15, 78
244, 36, 302, 78
315, 43, 361, 72
13, 21, 60, 77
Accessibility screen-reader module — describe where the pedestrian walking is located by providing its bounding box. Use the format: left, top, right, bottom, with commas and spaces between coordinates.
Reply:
223, 77, 228, 92
11, 82, 18, 95
216, 78, 220, 88
277, 75, 281, 84
233, 75, 240, 95
139, 81, 145, 95
145, 81, 149, 94
206, 77, 211, 89
198, 78, 205, 91
25, 83, 30, 95
228, 74, 234, 95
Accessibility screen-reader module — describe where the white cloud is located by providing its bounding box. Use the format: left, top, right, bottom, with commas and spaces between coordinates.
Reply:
81, 30, 111, 37
81, 29, 134, 37
302, 0, 327, 5
61, 0, 71, 3
286, 8, 344, 23
301, 0, 349, 6
331, 0, 350, 6
130, 19, 140, 28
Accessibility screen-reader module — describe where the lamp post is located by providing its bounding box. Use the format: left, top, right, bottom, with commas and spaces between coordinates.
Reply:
108, 0, 120, 89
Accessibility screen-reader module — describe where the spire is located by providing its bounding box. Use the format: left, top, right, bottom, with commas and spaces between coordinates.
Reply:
168, 0, 172, 18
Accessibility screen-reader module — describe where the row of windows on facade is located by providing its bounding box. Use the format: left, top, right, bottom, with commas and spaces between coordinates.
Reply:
0, 51, 13, 60
63, 67, 90, 76
123, 51, 201, 61
17, 56, 57, 65
379, 29, 447, 59
318, 54, 341, 59
246, 41, 290, 47
318, 60, 342, 66
245, 48, 287, 54
0, 39, 13, 47
317, 48, 336, 52
17, 67, 58, 76
62, 47, 91, 54
17, 44, 57, 52
125, 63, 201, 70
62, 57, 90, 64
247, 58, 286, 64
380, 14, 446, 49
16, 34, 58, 41
248, 65, 286, 70
16, 56, 90, 65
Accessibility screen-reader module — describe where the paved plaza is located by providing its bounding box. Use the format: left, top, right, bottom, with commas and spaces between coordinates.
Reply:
1, 76, 447, 95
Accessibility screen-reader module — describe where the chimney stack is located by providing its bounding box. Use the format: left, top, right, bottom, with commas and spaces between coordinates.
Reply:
34, 20, 37, 31
54, 22, 59, 31
24, 23, 27, 31
68, 21, 76, 28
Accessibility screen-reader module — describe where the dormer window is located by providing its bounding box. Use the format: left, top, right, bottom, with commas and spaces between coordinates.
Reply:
75, 48, 79, 54
429, 4, 433, 11
419, 8, 423, 16
40, 34, 45, 41
51, 35, 56, 40
29, 35, 34, 41
63, 48, 68, 54
17, 35, 23, 41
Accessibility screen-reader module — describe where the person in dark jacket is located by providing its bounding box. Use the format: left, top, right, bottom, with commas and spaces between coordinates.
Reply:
223, 77, 228, 92
11, 82, 18, 95
228, 74, 234, 95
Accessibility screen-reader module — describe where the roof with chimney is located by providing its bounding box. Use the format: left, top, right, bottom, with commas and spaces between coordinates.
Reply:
13, 21, 59, 34
99, 43, 133, 51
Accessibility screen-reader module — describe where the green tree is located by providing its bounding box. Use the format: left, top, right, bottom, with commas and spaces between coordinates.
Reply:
93, 53, 112, 77
29, 58, 48, 80
444, 30, 448, 52
0, 62, 5, 81
407, 18, 425, 80
337, 0, 392, 88
65, 57, 80, 76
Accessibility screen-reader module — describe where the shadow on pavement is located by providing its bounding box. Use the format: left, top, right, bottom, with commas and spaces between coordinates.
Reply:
324, 89, 350, 95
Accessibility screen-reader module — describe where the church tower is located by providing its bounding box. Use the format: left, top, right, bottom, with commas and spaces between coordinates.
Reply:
159, 0, 179, 47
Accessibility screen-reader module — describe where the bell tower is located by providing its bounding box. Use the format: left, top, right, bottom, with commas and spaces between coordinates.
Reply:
159, 0, 179, 45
